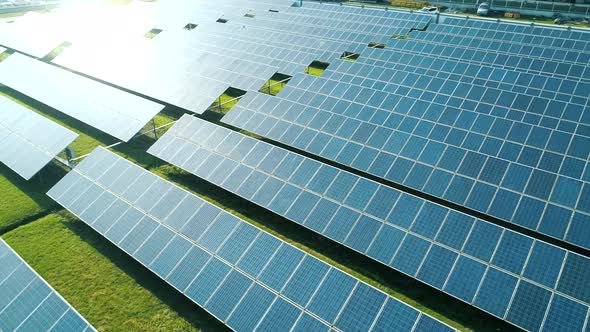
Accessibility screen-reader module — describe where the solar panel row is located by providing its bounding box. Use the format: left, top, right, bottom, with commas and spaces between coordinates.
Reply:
415, 26, 590, 65
296, 2, 430, 30
148, 115, 590, 332
356, 46, 590, 94
406, 32, 590, 80
223, 69, 590, 250
238, 8, 422, 40
0, 239, 95, 332
47, 147, 456, 332
156, 28, 327, 77
0, 53, 164, 142
439, 15, 590, 42
0, 95, 78, 180
52, 2, 424, 113
170, 21, 349, 69
365, 39, 590, 82
332, 54, 590, 141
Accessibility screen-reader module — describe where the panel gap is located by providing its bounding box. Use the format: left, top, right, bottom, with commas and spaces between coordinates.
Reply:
368, 42, 386, 49
391, 34, 409, 39
259, 73, 292, 96
183, 23, 198, 31
305, 60, 330, 76
340, 51, 360, 62
41, 41, 72, 62
0, 49, 15, 63
206, 87, 247, 118
144, 28, 163, 39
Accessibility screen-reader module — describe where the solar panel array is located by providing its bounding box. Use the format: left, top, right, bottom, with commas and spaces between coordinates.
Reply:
47, 147, 456, 332
51, 0, 430, 113
149, 114, 590, 332
223, 26, 590, 250
0, 96, 78, 180
0, 0, 585, 330
0, 53, 164, 142
0, 238, 95, 332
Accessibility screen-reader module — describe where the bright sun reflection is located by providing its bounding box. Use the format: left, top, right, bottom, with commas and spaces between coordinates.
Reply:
40, 0, 159, 79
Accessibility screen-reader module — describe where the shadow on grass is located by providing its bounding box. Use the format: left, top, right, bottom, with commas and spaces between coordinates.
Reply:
0, 162, 67, 234
159, 166, 520, 332
61, 212, 229, 332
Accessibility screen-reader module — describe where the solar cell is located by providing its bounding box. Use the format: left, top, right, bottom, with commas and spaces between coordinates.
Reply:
0, 95, 78, 180
148, 115, 590, 331
0, 239, 95, 331
48, 147, 455, 332
0, 53, 163, 142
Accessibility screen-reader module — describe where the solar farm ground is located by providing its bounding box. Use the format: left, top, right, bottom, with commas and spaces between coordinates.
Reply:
0, 84, 514, 331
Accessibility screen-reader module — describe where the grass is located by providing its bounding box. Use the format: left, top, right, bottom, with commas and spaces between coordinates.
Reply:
0, 163, 62, 233
1, 213, 227, 332
0, 50, 13, 62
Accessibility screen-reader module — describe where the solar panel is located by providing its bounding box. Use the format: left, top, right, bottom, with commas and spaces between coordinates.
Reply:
47, 147, 456, 332
411, 26, 590, 66
0, 95, 78, 180
0, 53, 164, 142
49, 0, 431, 112
0, 15, 66, 58
223, 63, 590, 250
0, 238, 95, 331
148, 114, 590, 331
439, 15, 590, 43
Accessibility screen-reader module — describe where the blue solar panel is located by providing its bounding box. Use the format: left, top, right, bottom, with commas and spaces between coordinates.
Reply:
542, 295, 589, 332
0, 239, 94, 332
48, 147, 454, 332
473, 268, 518, 318
506, 281, 552, 332
223, 58, 590, 250
148, 115, 590, 331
